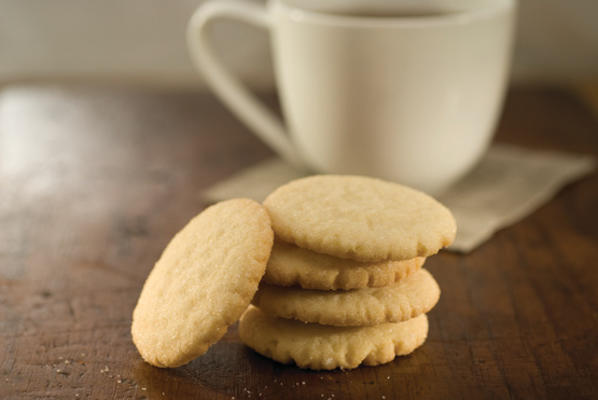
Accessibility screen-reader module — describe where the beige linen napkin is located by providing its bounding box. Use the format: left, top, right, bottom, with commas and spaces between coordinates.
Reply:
203, 144, 595, 253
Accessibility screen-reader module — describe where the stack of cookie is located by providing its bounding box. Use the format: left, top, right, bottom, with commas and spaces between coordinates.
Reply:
131, 174, 455, 371
239, 175, 456, 370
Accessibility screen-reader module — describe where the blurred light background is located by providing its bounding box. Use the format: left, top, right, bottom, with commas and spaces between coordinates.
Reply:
1, 0, 597, 88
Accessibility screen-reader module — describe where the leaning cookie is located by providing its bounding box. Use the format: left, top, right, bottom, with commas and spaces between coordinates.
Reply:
264, 240, 425, 290
254, 269, 440, 326
239, 306, 428, 370
263, 175, 456, 262
131, 199, 273, 368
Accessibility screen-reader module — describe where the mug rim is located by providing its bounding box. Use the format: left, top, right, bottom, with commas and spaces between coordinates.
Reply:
270, 0, 515, 27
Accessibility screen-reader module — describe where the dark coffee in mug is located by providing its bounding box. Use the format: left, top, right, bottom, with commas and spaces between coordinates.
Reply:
281, 0, 495, 18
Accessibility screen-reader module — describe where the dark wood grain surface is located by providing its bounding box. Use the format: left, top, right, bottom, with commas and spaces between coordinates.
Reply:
1, 85, 597, 400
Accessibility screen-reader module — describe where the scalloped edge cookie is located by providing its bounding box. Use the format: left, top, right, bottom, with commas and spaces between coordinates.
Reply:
263, 175, 456, 262
253, 269, 440, 326
264, 240, 425, 290
131, 199, 273, 367
239, 306, 428, 370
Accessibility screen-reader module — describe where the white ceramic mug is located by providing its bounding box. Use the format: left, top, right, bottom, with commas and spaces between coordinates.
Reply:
187, 0, 515, 194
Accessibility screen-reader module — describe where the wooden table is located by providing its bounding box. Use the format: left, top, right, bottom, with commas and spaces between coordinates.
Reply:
1, 85, 597, 400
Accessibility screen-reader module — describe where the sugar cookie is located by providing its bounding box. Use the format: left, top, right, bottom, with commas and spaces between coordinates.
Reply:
239, 306, 428, 370
254, 269, 439, 326
265, 240, 424, 290
263, 175, 456, 262
131, 199, 273, 367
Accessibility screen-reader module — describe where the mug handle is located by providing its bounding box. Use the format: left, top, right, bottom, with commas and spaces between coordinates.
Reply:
187, 0, 305, 169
